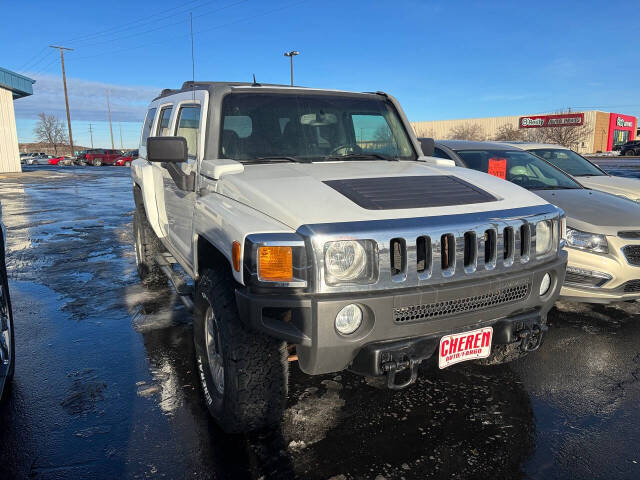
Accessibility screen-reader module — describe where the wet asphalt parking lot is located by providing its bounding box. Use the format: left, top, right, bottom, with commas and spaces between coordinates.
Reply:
1, 163, 640, 480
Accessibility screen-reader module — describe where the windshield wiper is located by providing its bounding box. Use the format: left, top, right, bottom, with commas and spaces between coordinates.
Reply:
533, 186, 579, 190
321, 153, 397, 162
245, 156, 311, 164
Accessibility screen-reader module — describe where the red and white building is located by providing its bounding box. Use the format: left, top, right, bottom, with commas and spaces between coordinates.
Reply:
412, 110, 638, 154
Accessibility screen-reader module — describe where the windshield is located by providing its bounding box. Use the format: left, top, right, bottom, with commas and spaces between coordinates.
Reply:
529, 148, 606, 176
455, 149, 582, 190
219, 93, 416, 162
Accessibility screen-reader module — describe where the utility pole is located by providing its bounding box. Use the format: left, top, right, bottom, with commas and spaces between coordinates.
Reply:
119, 122, 123, 150
283, 51, 299, 86
89, 123, 94, 148
106, 89, 114, 149
50, 45, 74, 156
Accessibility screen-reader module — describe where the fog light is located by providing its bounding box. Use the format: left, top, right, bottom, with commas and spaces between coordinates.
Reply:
539, 273, 551, 296
335, 304, 362, 335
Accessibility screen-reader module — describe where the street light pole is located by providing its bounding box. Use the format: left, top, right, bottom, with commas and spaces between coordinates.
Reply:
283, 51, 299, 86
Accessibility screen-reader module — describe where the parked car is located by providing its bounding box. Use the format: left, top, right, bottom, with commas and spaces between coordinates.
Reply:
429, 139, 640, 304
114, 150, 138, 167
507, 143, 640, 202
618, 140, 640, 156
0, 204, 15, 401
75, 150, 88, 165
132, 81, 567, 433
85, 149, 122, 166
26, 154, 55, 165
49, 156, 75, 166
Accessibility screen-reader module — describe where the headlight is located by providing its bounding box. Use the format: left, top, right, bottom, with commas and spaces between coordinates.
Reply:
324, 240, 377, 285
536, 220, 553, 256
566, 228, 608, 254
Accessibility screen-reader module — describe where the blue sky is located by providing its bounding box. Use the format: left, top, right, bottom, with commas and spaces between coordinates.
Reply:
2, 0, 638, 149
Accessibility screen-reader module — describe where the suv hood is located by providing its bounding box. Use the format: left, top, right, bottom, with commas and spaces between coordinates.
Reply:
576, 175, 640, 201
215, 160, 550, 229
533, 188, 640, 236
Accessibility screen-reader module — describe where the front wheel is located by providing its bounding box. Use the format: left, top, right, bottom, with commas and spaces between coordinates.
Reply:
94, 159, 102, 166
133, 199, 166, 287
125, 161, 131, 167
193, 268, 288, 433
0, 248, 15, 399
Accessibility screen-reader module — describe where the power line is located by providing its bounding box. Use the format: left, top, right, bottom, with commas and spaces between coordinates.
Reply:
72, 0, 307, 62
64, 0, 211, 44
72, 0, 246, 53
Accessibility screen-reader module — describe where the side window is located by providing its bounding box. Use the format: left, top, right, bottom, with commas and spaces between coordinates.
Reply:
175, 104, 201, 158
433, 147, 451, 159
141, 108, 157, 146
156, 106, 173, 136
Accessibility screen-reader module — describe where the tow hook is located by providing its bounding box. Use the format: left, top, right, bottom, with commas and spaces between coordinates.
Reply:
381, 356, 420, 390
518, 324, 547, 352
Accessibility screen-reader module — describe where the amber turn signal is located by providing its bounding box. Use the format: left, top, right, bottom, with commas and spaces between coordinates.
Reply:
232, 241, 241, 272
258, 246, 293, 282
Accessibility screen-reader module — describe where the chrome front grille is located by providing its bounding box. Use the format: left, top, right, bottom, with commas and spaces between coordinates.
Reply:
393, 281, 530, 323
387, 224, 533, 282
301, 205, 563, 294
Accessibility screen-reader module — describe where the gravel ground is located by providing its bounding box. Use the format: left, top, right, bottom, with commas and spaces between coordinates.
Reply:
0, 165, 639, 480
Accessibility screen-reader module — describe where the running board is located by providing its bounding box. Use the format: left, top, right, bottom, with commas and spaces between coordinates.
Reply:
154, 254, 194, 312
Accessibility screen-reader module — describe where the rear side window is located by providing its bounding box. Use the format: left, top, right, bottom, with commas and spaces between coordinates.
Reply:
157, 106, 173, 136
175, 104, 201, 158
140, 108, 156, 146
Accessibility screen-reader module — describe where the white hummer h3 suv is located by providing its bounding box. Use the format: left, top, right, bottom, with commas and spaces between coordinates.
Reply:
131, 81, 567, 433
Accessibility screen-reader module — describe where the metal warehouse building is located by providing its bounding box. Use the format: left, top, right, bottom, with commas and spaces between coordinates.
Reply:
0, 67, 34, 173
412, 110, 637, 154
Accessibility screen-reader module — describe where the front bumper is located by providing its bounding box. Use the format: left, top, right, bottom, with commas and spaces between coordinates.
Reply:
561, 238, 640, 303
236, 252, 567, 376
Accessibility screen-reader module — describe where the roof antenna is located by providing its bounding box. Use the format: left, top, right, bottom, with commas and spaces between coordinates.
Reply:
252, 73, 261, 86
190, 12, 195, 101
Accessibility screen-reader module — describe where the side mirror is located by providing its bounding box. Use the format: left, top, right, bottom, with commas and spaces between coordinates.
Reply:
418, 137, 435, 157
147, 136, 188, 163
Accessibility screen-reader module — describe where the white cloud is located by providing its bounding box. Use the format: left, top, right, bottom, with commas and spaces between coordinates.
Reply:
14, 74, 161, 122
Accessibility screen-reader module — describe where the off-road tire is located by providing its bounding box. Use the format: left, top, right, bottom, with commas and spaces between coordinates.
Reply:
193, 267, 288, 433
476, 342, 527, 365
0, 240, 15, 396
133, 196, 166, 287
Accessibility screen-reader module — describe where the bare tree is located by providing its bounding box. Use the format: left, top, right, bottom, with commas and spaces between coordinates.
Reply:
412, 125, 437, 139
33, 113, 68, 154
447, 123, 485, 141
493, 123, 526, 141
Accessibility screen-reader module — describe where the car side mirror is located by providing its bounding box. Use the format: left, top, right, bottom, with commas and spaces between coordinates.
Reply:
147, 136, 188, 163
418, 137, 435, 157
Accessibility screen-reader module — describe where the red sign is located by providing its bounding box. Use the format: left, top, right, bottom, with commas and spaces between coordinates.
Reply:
519, 113, 584, 129
488, 158, 507, 179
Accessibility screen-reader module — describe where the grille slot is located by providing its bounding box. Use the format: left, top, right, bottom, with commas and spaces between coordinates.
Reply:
520, 224, 531, 261
394, 282, 530, 323
503, 227, 514, 266
416, 236, 432, 276
463, 231, 477, 272
623, 280, 640, 293
390, 238, 406, 279
484, 229, 497, 268
619, 231, 640, 240
622, 245, 640, 266
441, 234, 455, 274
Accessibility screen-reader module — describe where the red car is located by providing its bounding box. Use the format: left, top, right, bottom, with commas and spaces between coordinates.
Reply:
85, 149, 122, 166
114, 150, 138, 167
48, 156, 65, 165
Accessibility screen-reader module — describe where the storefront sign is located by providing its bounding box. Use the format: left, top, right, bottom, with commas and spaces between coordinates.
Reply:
519, 113, 584, 128
616, 116, 633, 128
